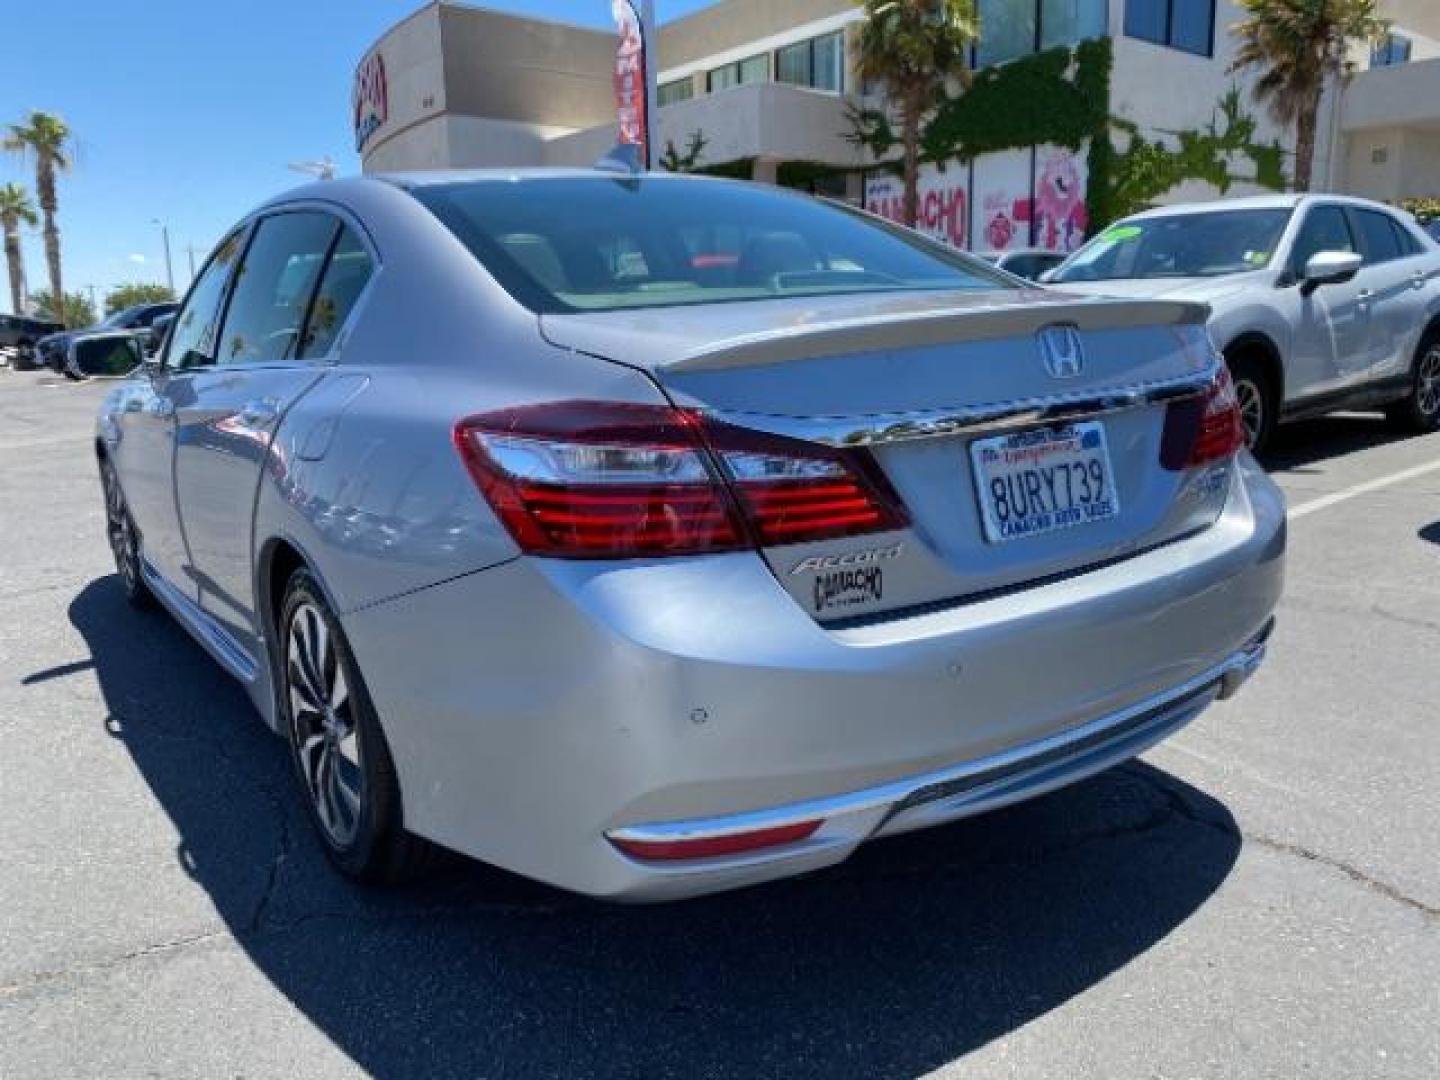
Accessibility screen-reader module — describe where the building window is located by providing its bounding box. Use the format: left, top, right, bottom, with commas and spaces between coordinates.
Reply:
776, 31, 845, 93
707, 53, 768, 92
1370, 33, 1412, 68
1125, 0, 1215, 58
1040, 0, 1108, 50
977, 0, 1038, 67
658, 78, 694, 106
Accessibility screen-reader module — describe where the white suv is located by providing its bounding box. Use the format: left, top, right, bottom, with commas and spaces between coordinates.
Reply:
1048, 194, 1440, 453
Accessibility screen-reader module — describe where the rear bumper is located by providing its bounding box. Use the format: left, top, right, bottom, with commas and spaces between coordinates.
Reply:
604, 625, 1269, 898
342, 456, 1284, 901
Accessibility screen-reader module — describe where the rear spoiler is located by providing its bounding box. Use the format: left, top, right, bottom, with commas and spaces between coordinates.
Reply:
661, 295, 1211, 374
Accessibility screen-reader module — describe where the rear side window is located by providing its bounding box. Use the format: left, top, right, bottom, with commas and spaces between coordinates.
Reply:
412, 177, 1007, 313
1349, 208, 1401, 265
1289, 205, 1354, 276
167, 231, 246, 369
299, 227, 374, 359
1390, 217, 1424, 257
216, 212, 338, 365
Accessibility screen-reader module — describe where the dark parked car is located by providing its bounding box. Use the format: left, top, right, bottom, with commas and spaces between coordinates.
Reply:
0, 313, 65, 369
36, 301, 178, 370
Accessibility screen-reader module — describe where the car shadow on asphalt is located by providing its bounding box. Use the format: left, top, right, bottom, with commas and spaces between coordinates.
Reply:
1260, 412, 1411, 474
71, 574, 1241, 1078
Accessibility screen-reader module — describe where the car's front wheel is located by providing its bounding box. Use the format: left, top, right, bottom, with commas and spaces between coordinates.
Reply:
1385, 335, 1440, 434
100, 458, 153, 609
279, 570, 429, 883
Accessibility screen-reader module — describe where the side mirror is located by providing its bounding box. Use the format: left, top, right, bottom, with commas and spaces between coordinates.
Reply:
1301, 250, 1362, 293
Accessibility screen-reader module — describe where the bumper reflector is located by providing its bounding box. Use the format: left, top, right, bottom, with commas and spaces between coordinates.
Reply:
609, 819, 822, 862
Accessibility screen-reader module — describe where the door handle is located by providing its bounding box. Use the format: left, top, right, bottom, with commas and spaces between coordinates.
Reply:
1413, 273, 1427, 290
238, 397, 280, 426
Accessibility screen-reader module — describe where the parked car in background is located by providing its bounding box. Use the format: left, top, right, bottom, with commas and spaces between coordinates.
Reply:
36, 301, 177, 370
977, 248, 1067, 281
1047, 195, 1440, 454
96, 172, 1282, 900
0, 313, 64, 369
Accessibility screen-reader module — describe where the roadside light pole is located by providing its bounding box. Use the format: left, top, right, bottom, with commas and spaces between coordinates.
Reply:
152, 219, 174, 294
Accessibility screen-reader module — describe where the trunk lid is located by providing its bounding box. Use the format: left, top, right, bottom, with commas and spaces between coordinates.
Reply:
541, 288, 1230, 624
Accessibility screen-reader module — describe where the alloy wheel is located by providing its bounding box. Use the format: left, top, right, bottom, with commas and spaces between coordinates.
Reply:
1233, 377, 1265, 450
287, 601, 364, 848
1417, 346, 1440, 418
103, 465, 140, 593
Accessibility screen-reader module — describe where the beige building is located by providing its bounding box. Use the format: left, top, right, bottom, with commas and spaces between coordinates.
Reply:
354, 0, 1440, 249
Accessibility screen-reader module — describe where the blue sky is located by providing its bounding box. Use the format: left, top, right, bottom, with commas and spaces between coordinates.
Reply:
2, 1, 712, 314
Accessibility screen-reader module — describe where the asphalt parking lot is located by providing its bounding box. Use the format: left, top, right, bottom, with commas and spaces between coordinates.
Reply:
1, 370, 1437, 1079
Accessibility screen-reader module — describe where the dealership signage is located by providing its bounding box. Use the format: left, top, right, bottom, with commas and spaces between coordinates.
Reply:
864, 164, 970, 248
610, 0, 654, 168
353, 52, 389, 152
864, 146, 1089, 254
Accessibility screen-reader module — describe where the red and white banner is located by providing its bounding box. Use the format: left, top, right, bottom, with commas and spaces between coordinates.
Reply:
611, 0, 651, 166
863, 163, 970, 248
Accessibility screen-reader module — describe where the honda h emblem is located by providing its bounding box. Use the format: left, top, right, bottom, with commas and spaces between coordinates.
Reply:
1037, 324, 1085, 379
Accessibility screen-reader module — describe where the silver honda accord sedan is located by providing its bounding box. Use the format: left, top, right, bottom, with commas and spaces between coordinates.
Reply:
95, 170, 1284, 900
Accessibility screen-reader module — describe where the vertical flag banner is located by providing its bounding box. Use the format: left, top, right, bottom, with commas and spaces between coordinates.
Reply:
611, 0, 653, 168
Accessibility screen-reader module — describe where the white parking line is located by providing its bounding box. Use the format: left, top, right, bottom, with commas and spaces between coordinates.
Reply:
1287, 457, 1440, 520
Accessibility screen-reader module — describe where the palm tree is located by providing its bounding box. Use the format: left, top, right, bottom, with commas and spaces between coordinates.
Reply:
4, 112, 72, 324
853, 0, 979, 228
1231, 0, 1388, 192
0, 183, 37, 315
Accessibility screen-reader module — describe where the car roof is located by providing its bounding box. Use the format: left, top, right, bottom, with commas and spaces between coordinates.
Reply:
1124, 193, 1405, 223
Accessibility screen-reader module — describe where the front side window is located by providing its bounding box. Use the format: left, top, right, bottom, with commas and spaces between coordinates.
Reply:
217, 211, 338, 365
166, 231, 245, 369
1125, 0, 1215, 57
413, 177, 1009, 313
1289, 205, 1355, 276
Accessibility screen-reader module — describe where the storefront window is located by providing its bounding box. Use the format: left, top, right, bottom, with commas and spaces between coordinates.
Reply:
1040, 0, 1107, 49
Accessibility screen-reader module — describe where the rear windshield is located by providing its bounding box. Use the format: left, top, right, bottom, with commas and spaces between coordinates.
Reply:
411, 176, 1009, 313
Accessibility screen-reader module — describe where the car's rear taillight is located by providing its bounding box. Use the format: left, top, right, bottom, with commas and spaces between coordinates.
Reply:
454, 401, 906, 558
1160, 367, 1246, 471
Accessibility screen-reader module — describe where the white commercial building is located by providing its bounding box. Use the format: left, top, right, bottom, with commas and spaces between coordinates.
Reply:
353, 0, 1440, 254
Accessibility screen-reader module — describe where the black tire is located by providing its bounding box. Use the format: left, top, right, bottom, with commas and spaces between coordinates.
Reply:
1226, 354, 1278, 457
279, 569, 431, 883
100, 457, 154, 610
1385, 334, 1440, 434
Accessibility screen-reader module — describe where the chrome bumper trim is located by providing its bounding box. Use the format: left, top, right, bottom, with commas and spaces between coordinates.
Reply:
705, 363, 1218, 448
607, 627, 1270, 857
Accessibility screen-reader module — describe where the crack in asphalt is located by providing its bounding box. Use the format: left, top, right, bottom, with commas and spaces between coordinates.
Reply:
1133, 767, 1439, 922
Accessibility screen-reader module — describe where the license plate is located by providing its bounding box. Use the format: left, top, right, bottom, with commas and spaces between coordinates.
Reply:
970, 422, 1120, 544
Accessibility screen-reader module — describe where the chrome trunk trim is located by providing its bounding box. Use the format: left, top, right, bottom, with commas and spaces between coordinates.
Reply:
705, 362, 1219, 448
